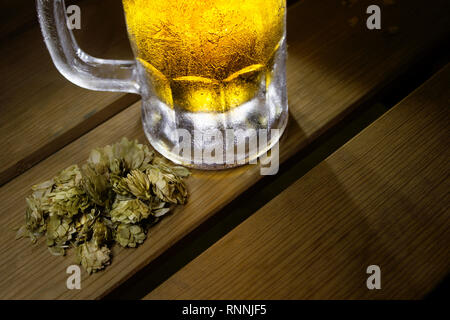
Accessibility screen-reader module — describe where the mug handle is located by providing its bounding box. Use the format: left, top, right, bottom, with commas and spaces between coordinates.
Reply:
37, 0, 140, 94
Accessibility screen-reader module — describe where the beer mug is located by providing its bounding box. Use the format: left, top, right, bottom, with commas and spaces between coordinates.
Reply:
37, 0, 288, 169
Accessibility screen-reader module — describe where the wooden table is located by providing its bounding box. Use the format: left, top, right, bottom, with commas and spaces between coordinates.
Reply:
0, 0, 448, 300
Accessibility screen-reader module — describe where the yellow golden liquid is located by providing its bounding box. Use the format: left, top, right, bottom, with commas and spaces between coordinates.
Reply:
122, 0, 286, 112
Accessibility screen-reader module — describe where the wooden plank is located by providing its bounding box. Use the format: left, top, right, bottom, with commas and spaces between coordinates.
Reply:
146, 65, 450, 300
0, 0, 448, 299
0, 0, 138, 186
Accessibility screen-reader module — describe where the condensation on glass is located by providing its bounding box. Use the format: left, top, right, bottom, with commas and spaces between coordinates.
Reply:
37, 0, 288, 169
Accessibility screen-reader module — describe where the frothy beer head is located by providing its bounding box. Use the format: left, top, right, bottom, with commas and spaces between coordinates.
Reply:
123, 0, 286, 112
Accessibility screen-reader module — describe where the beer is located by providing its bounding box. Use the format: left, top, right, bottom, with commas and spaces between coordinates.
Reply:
122, 0, 286, 113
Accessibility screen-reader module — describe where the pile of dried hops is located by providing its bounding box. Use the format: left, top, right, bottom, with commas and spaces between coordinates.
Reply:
16, 138, 190, 274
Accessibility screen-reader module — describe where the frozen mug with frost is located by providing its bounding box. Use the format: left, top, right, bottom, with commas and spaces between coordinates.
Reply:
37, 0, 288, 169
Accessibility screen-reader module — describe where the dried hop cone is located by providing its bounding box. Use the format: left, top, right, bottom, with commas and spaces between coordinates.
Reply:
115, 223, 146, 248
115, 137, 155, 172
76, 241, 111, 274
45, 187, 89, 218
53, 165, 82, 187
124, 170, 152, 200
18, 138, 190, 275
44, 165, 90, 218
46, 214, 76, 255
16, 179, 55, 242
17, 197, 47, 241
110, 174, 131, 196
92, 220, 112, 247
73, 209, 99, 244
147, 166, 188, 204
88, 137, 155, 176
30, 179, 55, 201
81, 164, 110, 207
110, 199, 151, 224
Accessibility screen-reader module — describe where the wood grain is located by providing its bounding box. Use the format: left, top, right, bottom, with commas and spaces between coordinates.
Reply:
146, 65, 450, 300
0, 0, 448, 299
0, 0, 138, 186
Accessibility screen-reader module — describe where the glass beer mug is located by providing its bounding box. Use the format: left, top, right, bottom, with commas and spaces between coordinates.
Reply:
37, 0, 288, 169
